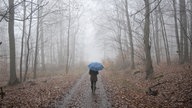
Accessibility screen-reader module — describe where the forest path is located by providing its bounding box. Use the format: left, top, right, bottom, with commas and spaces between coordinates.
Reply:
54, 72, 111, 108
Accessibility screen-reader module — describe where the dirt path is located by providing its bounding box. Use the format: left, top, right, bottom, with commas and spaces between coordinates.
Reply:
53, 72, 111, 108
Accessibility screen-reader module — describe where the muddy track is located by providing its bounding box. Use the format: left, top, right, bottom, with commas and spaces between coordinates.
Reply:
53, 72, 111, 108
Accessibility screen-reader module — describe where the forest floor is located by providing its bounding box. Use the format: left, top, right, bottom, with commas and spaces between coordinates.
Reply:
0, 64, 192, 108
0, 70, 84, 108
102, 63, 192, 108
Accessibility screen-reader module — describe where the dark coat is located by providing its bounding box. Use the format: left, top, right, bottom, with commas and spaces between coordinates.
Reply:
89, 70, 99, 82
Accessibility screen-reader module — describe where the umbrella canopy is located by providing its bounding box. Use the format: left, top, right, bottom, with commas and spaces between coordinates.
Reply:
88, 62, 104, 71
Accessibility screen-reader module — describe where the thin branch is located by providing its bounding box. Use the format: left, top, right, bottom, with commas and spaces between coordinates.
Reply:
130, 0, 162, 17
0, 0, 48, 22
177, 18, 192, 44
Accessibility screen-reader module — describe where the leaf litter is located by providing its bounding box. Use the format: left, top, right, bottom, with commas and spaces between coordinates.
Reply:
0, 72, 83, 108
101, 64, 192, 108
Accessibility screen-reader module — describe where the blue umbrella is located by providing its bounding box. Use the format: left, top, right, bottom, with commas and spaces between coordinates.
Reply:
88, 62, 104, 71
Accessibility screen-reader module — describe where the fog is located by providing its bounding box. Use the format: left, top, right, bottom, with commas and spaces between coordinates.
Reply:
0, 0, 192, 107
1, 0, 191, 70
79, 0, 105, 62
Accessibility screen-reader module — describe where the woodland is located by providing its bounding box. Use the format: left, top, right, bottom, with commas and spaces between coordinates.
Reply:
0, 0, 192, 107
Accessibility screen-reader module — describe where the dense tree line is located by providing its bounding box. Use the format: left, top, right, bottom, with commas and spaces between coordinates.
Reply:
0, 0, 192, 85
96, 0, 192, 79
0, 0, 83, 85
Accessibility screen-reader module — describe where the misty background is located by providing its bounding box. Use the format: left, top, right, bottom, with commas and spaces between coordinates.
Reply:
0, 0, 192, 84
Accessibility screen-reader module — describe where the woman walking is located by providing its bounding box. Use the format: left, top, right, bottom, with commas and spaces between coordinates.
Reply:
89, 69, 99, 94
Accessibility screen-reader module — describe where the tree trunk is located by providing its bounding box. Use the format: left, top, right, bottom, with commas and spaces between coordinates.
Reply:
8, 0, 19, 85
59, 20, 64, 65
40, 5, 46, 72
190, 0, 192, 63
114, 0, 125, 65
50, 27, 53, 65
181, 0, 188, 63
159, 6, 171, 65
125, 0, 135, 69
151, 14, 158, 64
143, 0, 153, 80
118, 27, 125, 65
71, 27, 78, 70
179, 0, 188, 63
155, 0, 160, 64
33, 0, 41, 79
173, 0, 181, 63
24, 0, 33, 81
66, 0, 71, 74
57, 34, 60, 65
20, 0, 26, 82
123, 23, 129, 63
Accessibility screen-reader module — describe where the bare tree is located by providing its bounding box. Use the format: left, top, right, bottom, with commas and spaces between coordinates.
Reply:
20, 0, 26, 82
24, 0, 33, 81
66, 0, 71, 74
151, 12, 160, 65
173, 0, 181, 63
143, 0, 153, 79
158, 4, 171, 65
190, 0, 192, 62
114, 0, 126, 65
154, 0, 160, 64
33, 0, 41, 79
8, 0, 19, 85
59, 15, 64, 66
125, 0, 135, 69
40, 5, 46, 72
179, 0, 188, 63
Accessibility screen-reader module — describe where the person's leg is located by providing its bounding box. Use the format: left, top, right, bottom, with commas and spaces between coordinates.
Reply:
91, 80, 94, 92
93, 81, 96, 93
